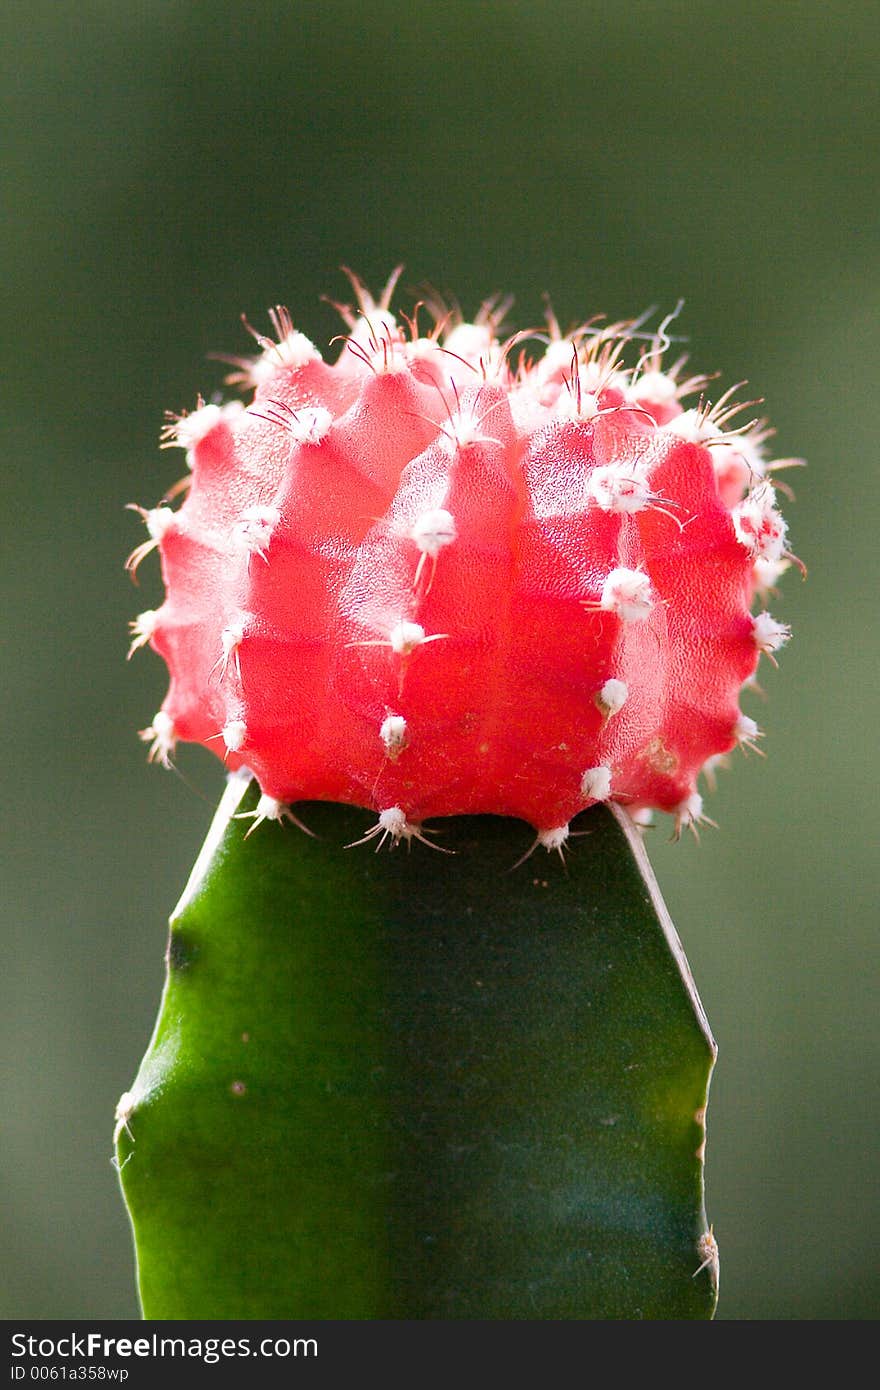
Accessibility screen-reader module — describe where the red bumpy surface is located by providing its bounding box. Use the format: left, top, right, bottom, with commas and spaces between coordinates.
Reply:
130, 275, 795, 840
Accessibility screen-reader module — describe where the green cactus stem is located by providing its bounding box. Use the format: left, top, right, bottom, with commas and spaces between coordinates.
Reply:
116, 774, 718, 1319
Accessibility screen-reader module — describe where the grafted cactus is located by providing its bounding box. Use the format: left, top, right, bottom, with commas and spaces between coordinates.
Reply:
118, 272, 798, 1319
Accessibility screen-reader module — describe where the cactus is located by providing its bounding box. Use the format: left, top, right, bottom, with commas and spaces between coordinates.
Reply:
118, 273, 797, 1318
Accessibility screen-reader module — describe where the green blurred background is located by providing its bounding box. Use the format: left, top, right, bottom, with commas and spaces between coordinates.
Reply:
3, 0, 878, 1320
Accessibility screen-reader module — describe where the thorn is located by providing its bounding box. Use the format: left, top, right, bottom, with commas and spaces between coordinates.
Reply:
139, 711, 176, 768
346, 621, 448, 656
345, 806, 450, 853
125, 505, 175, 579
250, 400, 332, 446
671, 792, 717, 842
692, 1227, 719, 1282
734, 713, 765, 757
752, 611, 790, 665
209, 620, 247, 684
410, 508, 457, 593
127, 610, 159, 659
234, 794, 316, 839
233, 505, 280, 564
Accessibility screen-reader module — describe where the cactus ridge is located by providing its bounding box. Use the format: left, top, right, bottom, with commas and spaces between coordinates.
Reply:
131, 272, 796, 837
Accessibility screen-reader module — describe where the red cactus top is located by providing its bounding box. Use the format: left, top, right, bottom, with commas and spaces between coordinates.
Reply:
130, 273, 795, 848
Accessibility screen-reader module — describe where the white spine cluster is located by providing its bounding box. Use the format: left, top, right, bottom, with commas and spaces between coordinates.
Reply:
734, 713, 763, 754
673, 791, 710, 840
222, 719, 248, 754
587, 462, 654, 514
234, 505, 281, 560
753, 611, 790, 658
732, 483, 788, 562
256, 402, 333, 446
144, 507, 175, 542
537, 825, 570, 854
379, 713, 408, 759
127, 609, 159, 658
347, 806, 445, 853
213, 618, 248, 683
165, 400, 244, 456
411, 508, 457, 558
627, 370, 678, 406
389, 621, 427, 655
139, 710, 176, 768
248, 331, 321, 386
597, 678, 629, 718
599, 568, 654, 623
581, 765, 613, 801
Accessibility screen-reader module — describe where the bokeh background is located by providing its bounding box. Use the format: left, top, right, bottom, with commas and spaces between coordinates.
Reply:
3, 0, 878, 1320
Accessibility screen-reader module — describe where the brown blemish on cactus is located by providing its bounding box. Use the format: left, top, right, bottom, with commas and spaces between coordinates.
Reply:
639, 736, 679, 777
166, 929, 198, 972
230, 1080, 247, 1097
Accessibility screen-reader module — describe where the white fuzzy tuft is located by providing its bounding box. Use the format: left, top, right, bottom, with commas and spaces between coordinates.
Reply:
234, 505, 280, 559
222, 719, 248, 753
379, 713, 408, 759
249, 331, 321, 386
661, 407, 711, 443
127, 609, 159, 658
597, 678, 628, 717
733, 713, 764, 755
210, 617, 249, 684
282, 405, 333, 446
537, 825, 570, 853
555, 383, 601, 424
588, 462, 653, 514
581, 765, 612, 801
443, 321, 496, 369
752, 556, 790, 596
233, 789, 314, 839
221, 621, 246, 655
628, 370, 678, 405
378, 807, 407, 837
536, 337, 580, 383
168, 400, 244, 455
674, 791, 705, 838
734, 713, 759, 743
389, 621, 426, 655
411, 508, 457, 557
139, 710, 176, 768
732, 483, 788, 561
599, 567, 654, 623
113, 1090, 136, 1145
145, 507, 175, 542
752, 611, 790, 656
346, 805, 447, 853
708, 430, 767, 480
440, 404, 501, 454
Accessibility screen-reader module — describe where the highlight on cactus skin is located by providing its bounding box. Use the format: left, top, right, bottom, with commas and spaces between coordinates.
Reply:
118, 270, 799, 1320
